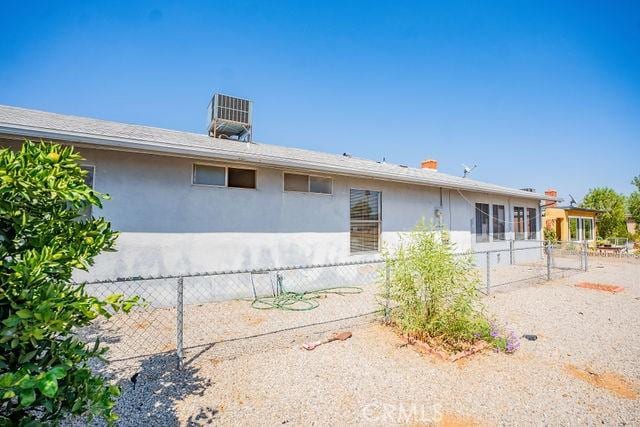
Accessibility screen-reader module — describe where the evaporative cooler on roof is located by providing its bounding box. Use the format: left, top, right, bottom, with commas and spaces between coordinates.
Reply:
207, 93, 253, 141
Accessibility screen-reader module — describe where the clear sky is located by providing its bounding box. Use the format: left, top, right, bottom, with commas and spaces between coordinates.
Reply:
1, 1, 639, 201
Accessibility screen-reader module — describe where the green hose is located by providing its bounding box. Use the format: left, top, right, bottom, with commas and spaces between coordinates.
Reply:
251, 286, 364, 311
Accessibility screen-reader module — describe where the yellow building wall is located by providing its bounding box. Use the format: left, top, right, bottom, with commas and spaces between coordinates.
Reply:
542, 207, 598, 245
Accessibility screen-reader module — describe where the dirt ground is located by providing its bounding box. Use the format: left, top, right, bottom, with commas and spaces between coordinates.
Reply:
102, 259, 640, 426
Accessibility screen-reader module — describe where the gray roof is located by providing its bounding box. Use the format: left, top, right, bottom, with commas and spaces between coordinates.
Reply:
0, 104, 553, 201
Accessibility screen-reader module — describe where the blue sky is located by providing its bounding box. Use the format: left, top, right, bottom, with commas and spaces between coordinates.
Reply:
1, 1, 639, 200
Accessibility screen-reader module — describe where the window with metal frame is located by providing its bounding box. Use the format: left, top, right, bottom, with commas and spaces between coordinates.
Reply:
526, 207, 537, 240
192, 164, 256, 189
569, 217, 579, 241
284, 173, 332, 194
492, 204, 505, 240
475, 203, 490, 243
583, 217, 594, 241
514, 207, 525, 240
569, 217, 594, 241
350, 189, 381, 253
227, 167, 256, 188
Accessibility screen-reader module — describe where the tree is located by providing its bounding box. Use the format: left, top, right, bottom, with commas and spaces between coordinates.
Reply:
581, 187, 627, 239
628, 176, 640, 228
0, 141, 138, 424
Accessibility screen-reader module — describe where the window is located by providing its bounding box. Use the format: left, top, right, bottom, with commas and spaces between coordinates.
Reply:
227, 168, 256, 188
192, 164, 256, 189
193, 164, 225, 186
350, 189, 381, 253
583, 218, 594, 240
492, 204, 505, 240
569, 217, 594, 241
475, 203, 490, 243
514, 207, 525, 240
284, 173, 332, 194
80, 165, 95, 218
526, 208, 537, 240
569, 217, 579, 241
310, 176, 332, 194
284, 173, 308, 192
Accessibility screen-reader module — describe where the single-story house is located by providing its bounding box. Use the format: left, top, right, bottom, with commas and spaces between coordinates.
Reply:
541, 189, 600, 246
0, 104, 555, 282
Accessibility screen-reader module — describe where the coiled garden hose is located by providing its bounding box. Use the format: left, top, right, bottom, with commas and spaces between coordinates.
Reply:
251, 286, 364, 311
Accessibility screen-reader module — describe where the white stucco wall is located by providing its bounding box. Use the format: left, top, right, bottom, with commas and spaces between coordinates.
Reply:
0, 140, 542, 283
60, 146, 540, 281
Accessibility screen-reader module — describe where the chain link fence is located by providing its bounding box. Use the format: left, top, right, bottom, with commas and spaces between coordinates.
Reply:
469, 240, 589, 294
77, 240, 589, 367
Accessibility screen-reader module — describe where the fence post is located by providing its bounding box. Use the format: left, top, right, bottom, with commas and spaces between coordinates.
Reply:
384, 263, 391, 323
546, 241, 552, 281
583, 241, 589, 271
486, 251, 491, 295
509, 239, 514, 265
176, 276, 184, 370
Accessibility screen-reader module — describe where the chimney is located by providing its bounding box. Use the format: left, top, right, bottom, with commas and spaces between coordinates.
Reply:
545, 188, 558, 208
421, 159, 438, 171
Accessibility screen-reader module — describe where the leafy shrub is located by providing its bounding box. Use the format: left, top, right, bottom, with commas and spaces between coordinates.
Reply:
0, 141, 139, 424
382, 224, 511, 353
543, 227, 558, 243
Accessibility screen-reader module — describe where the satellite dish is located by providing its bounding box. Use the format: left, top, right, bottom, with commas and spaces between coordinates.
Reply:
569, 194, 577, 207
462, 163, 477, 178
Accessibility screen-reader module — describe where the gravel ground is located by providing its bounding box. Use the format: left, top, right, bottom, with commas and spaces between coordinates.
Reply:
94, 258, 640, 426
82, 257, 581, 360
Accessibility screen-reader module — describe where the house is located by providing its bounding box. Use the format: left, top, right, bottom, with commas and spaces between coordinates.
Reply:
541, 189, 600, 246
0, 103, 555, 282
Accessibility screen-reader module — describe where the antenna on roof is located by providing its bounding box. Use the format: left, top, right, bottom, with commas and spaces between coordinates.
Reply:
462, 163, 477, 178
569, 194, 577, 207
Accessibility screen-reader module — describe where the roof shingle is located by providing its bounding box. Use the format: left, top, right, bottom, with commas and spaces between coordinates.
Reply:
0, 104, 551, 200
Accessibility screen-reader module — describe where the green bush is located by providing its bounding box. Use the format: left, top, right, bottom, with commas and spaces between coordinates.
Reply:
382, 224, 506, 352
0, 141, 139, 424
543, 227, 558, 243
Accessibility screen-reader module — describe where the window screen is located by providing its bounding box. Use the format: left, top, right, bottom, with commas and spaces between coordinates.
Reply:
284, 173, 332, 194
350, 189, 381, 253
475, 203, 490, 243
514, 207, 525, 240
492, 204, 505, 240
284, 173, 308, 192
193, 164, 225, 186
227, 168, 256, 188
309, 176, 332, 194
526, 208, 537, 240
